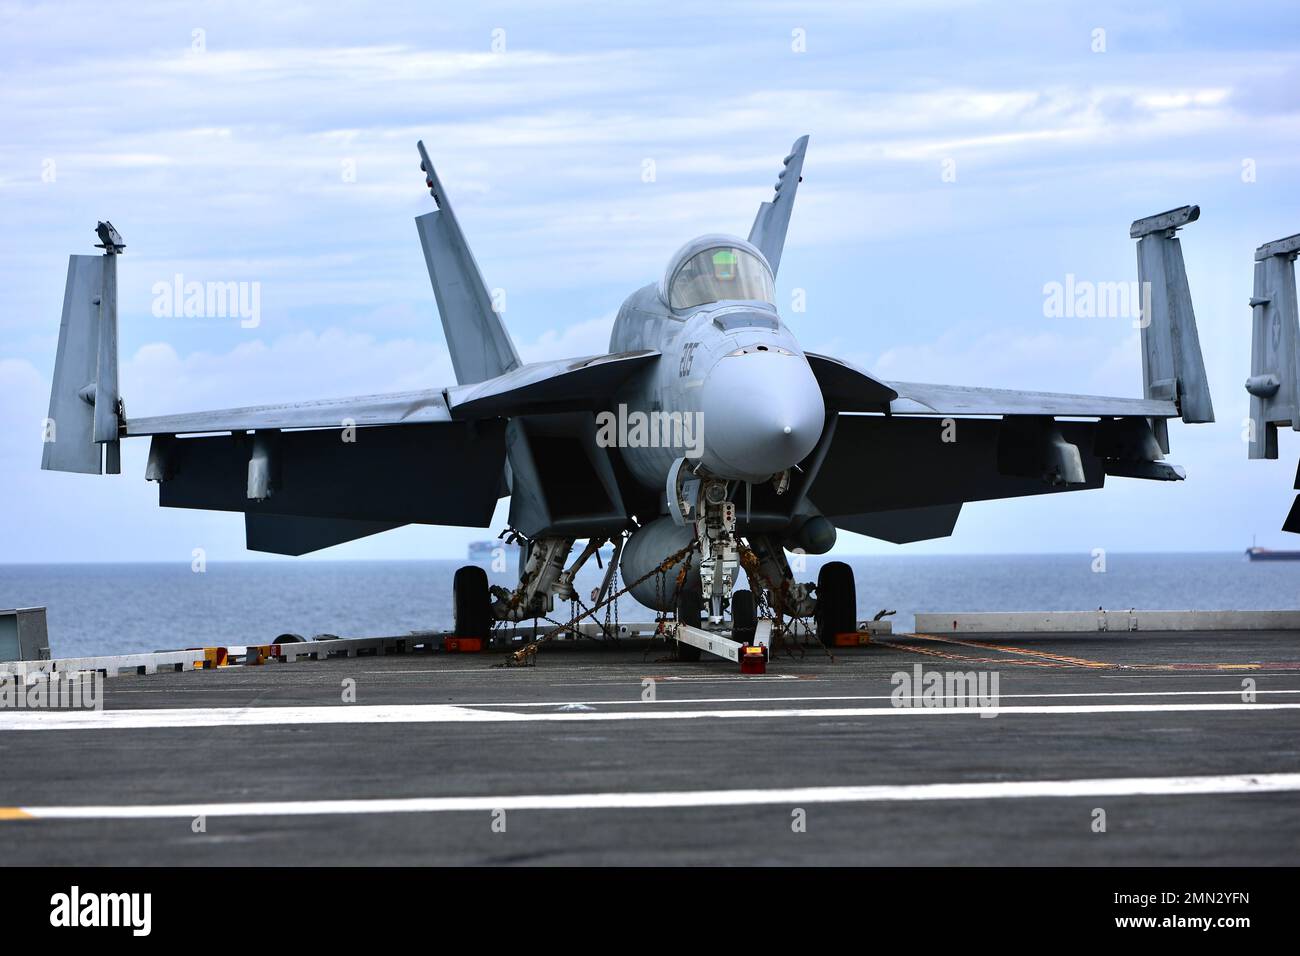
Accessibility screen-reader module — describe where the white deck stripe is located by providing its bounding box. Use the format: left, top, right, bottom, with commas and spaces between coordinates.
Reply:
2, 701, 1299, 731
401, 688, 1300, 708
12, 772, 1300, 820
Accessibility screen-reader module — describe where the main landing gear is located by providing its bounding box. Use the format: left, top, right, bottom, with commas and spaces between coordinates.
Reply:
448, 522, 862, 665
813, 560, 856, 648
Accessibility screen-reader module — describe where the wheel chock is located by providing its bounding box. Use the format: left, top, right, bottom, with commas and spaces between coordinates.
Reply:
243, 644, 282, 665
202, 647, 228, 669
444, 637, 484, 653
739, 644, 767, 674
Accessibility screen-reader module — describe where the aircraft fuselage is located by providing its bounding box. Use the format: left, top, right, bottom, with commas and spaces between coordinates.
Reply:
607, 248, 825, 492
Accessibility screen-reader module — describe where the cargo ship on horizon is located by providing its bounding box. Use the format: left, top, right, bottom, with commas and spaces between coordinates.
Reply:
1246, 546, 1300, 561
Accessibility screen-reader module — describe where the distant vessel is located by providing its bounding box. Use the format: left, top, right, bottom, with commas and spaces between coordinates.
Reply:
467, 539, 613, 564
1246, 546, 1300, 561
468, 540, 520, 564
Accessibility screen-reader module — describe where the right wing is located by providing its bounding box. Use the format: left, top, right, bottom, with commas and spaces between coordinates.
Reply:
445, 350, 658, 419
125, 390, 450, 436
125, 351, 661, 437
120, 351, 658, 555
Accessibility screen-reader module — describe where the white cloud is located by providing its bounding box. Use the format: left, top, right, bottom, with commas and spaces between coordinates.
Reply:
6, 1, 1300, 559
825, 326, 1141, 397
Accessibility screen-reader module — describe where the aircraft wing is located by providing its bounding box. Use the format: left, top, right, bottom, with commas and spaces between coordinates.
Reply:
803, 409, 1184, 545
802, 353, 1176, 418
885, 381, 1177, 418
446, 350, 658, 419
126, 351, 659, 438
111, 352, 658, 556
124, 390, 451, 436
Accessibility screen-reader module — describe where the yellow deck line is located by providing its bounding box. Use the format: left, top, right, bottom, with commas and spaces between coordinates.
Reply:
914, 633, 1115, 668
0, 807, 33, 820
874, 638, 1065, 667
899, 633, 1280, 673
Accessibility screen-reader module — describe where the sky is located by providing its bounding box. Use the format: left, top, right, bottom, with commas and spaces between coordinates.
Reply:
2, 0, 1300, 563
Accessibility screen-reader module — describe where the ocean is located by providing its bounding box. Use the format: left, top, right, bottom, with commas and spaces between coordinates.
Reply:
1, 553, 1298, 659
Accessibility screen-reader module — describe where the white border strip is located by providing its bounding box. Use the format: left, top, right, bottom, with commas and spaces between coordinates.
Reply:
10, 772, 1300, 820
2, 701, 1299, 731
916, 609, 1300, 632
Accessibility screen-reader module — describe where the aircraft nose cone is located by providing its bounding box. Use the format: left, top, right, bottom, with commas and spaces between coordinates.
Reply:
700, 351, 825, 481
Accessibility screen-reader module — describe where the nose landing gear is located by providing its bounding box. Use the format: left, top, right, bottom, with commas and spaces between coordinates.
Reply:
696, 479, 739, 624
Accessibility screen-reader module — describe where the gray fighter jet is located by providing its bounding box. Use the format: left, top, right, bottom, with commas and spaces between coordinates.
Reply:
42, 137, 1214, 653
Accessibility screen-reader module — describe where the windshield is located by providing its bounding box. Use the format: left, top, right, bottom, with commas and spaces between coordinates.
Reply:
668, 246, 774, 310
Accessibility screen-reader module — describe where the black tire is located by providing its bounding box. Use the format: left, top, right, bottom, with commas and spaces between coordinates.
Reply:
815, 561, 856, 648
731, 589, 757, 644
675, 575, 703, 662
453, 565, 492, 638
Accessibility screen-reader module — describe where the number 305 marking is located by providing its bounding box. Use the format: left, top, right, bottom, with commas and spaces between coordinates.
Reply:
679, 341, 700, 377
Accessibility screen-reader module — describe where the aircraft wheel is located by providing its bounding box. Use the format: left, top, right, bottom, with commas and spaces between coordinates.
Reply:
731, 589, 757, 644
453, 565, 492, 638
675, 575, 703, 662
815, 561, 856, 648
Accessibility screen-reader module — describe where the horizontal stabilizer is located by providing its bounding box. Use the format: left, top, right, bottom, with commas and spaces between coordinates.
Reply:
245, 514, 405, 556
1284, 492, 1300, 534
1104, 460, 1185, 481
833, 504, 962, 544
445, 350, 659, 420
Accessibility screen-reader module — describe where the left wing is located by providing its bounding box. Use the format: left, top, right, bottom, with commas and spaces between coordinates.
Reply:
804, 412, 1183, 545
798, 204, 1217, 544
885, 381, 1177, 419
804, 355, 1178, 419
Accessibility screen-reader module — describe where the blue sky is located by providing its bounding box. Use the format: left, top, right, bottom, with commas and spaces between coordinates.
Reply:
2, 0, 1300, 562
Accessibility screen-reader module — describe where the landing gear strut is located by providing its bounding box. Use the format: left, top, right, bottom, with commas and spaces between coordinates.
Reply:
695, 479, 738, 624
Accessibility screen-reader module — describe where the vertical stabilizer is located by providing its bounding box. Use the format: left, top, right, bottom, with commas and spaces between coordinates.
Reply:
414, 141, 520, 386
748, 135, 808, 277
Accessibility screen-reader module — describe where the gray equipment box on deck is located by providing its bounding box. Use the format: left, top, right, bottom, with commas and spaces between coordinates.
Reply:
0, 607, 50, 662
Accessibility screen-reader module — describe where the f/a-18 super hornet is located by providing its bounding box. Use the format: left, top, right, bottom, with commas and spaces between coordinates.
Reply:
43, 136, 1214, 657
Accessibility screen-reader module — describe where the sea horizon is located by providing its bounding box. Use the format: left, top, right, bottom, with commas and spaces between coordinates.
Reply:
3, 552, 1298, 659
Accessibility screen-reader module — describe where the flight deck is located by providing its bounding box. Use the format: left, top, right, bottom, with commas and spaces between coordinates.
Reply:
2, 627, 1298, 866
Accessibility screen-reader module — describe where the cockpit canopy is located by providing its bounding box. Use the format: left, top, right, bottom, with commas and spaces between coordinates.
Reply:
661, 234, 775, 311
